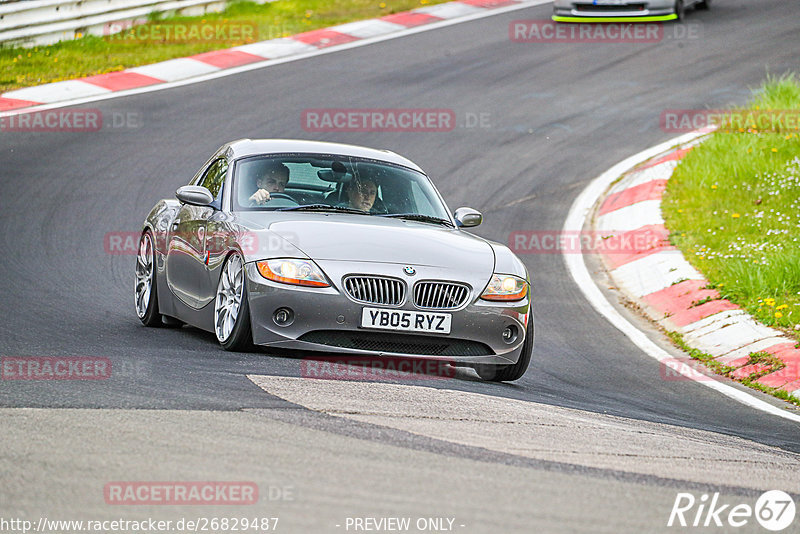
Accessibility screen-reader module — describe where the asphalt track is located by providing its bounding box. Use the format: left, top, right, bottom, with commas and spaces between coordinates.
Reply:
1, 0, 800, 532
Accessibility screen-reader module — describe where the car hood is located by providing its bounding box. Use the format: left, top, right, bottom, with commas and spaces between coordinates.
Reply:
252, 213, 495, 271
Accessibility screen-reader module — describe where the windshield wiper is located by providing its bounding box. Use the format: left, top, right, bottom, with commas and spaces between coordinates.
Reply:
379, 213, 454, 227
278, 204, 368, 214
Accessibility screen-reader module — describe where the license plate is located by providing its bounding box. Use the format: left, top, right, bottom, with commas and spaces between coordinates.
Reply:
360, 307, 451, 334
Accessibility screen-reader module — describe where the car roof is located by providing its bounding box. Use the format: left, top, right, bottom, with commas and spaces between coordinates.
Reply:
223, 139, 424, 173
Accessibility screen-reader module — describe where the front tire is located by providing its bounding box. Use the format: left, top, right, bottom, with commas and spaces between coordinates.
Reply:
135, 231, 162, 327
475, 317, 534, 382
214, 253, 253, 351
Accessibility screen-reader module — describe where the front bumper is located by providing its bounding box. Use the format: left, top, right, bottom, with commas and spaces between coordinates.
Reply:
244, 262, 531, 366
553, 3, 677, 22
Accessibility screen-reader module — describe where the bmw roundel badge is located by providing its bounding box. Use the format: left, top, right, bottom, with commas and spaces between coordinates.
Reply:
403, 266, 416, 276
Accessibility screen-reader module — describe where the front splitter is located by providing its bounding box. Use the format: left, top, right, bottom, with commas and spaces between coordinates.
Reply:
552, 14, 678, 22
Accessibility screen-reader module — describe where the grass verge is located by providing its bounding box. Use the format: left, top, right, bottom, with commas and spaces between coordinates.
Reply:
0, 0, 449, 92
660, 74, 800, 405
662, 74, 800, 338
666, 332, 799, 407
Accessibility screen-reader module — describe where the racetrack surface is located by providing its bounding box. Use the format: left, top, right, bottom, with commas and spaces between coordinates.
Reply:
2, 1, 800, 531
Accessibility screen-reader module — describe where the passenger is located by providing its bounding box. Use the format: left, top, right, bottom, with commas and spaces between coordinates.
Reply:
249, 162, 289, 206
344, 177, 378, 212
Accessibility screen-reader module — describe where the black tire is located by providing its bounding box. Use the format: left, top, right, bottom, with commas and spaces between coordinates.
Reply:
674, 0, 685, 20
696, 0, 710, 10
215, 254, 253, 352
220, 294, 253, 352
475, 318, 534, 382
135, 231, 163, 327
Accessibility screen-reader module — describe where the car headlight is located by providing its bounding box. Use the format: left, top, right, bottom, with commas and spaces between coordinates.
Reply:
256, 259, 330, 288
480, 274, 528, 301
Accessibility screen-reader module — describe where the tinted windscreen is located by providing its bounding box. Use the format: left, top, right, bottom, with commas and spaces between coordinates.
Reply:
232, 154, 451, 221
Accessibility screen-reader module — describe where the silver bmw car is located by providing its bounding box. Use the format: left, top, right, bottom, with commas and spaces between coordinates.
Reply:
135, 139, 533, 381
553, 0, 709, 22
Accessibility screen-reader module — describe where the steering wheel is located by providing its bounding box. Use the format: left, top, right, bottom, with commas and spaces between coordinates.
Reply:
370, 199, 389, 215
267, 193, 297, 202
369, 204, 389, 215
250, 192, 299, 208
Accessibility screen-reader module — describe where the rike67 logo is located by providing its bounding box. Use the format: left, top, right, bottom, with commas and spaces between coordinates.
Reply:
668, 490, 796, 530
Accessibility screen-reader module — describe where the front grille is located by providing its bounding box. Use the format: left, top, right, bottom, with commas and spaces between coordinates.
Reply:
344, 275, 405, 306
413, 281, 470, 310
573, 3, 646, 12
299, 330, 493, 357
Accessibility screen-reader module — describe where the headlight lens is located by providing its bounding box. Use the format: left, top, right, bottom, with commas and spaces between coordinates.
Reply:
256, 259, 330, 287
480, 274, 528, 301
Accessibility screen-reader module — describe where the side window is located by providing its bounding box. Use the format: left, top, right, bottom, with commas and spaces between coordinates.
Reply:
199, 159, 228, 199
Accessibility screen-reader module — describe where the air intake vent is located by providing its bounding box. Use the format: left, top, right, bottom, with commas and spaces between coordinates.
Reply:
299, 330, 494, 356
413, 281, 470, 310
344, 276, 405, 306
573, 3, 646, 11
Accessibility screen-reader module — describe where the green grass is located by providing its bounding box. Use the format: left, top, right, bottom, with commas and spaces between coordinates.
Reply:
662, 73, 800, 337
0, 0, 448, 92
666, 331, 735, 376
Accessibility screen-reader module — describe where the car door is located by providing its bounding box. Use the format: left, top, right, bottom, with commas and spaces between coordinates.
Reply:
166, 158, 228, 309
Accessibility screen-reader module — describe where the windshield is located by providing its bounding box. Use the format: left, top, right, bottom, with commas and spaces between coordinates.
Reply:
232, 154, 452, 222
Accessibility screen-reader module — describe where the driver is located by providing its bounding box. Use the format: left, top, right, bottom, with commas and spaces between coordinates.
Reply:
248, 162, 289, 206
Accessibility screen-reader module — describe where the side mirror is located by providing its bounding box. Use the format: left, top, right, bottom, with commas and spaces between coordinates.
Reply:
454, 207, 482, 228
176, 185, 214, 207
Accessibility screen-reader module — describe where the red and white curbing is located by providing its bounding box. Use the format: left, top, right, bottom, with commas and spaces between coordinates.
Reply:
594, 142, 800, 400
0, 0, 534, 114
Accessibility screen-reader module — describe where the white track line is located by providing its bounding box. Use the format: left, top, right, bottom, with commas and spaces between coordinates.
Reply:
563, 131, 800, 424
0, 0, 552, 117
